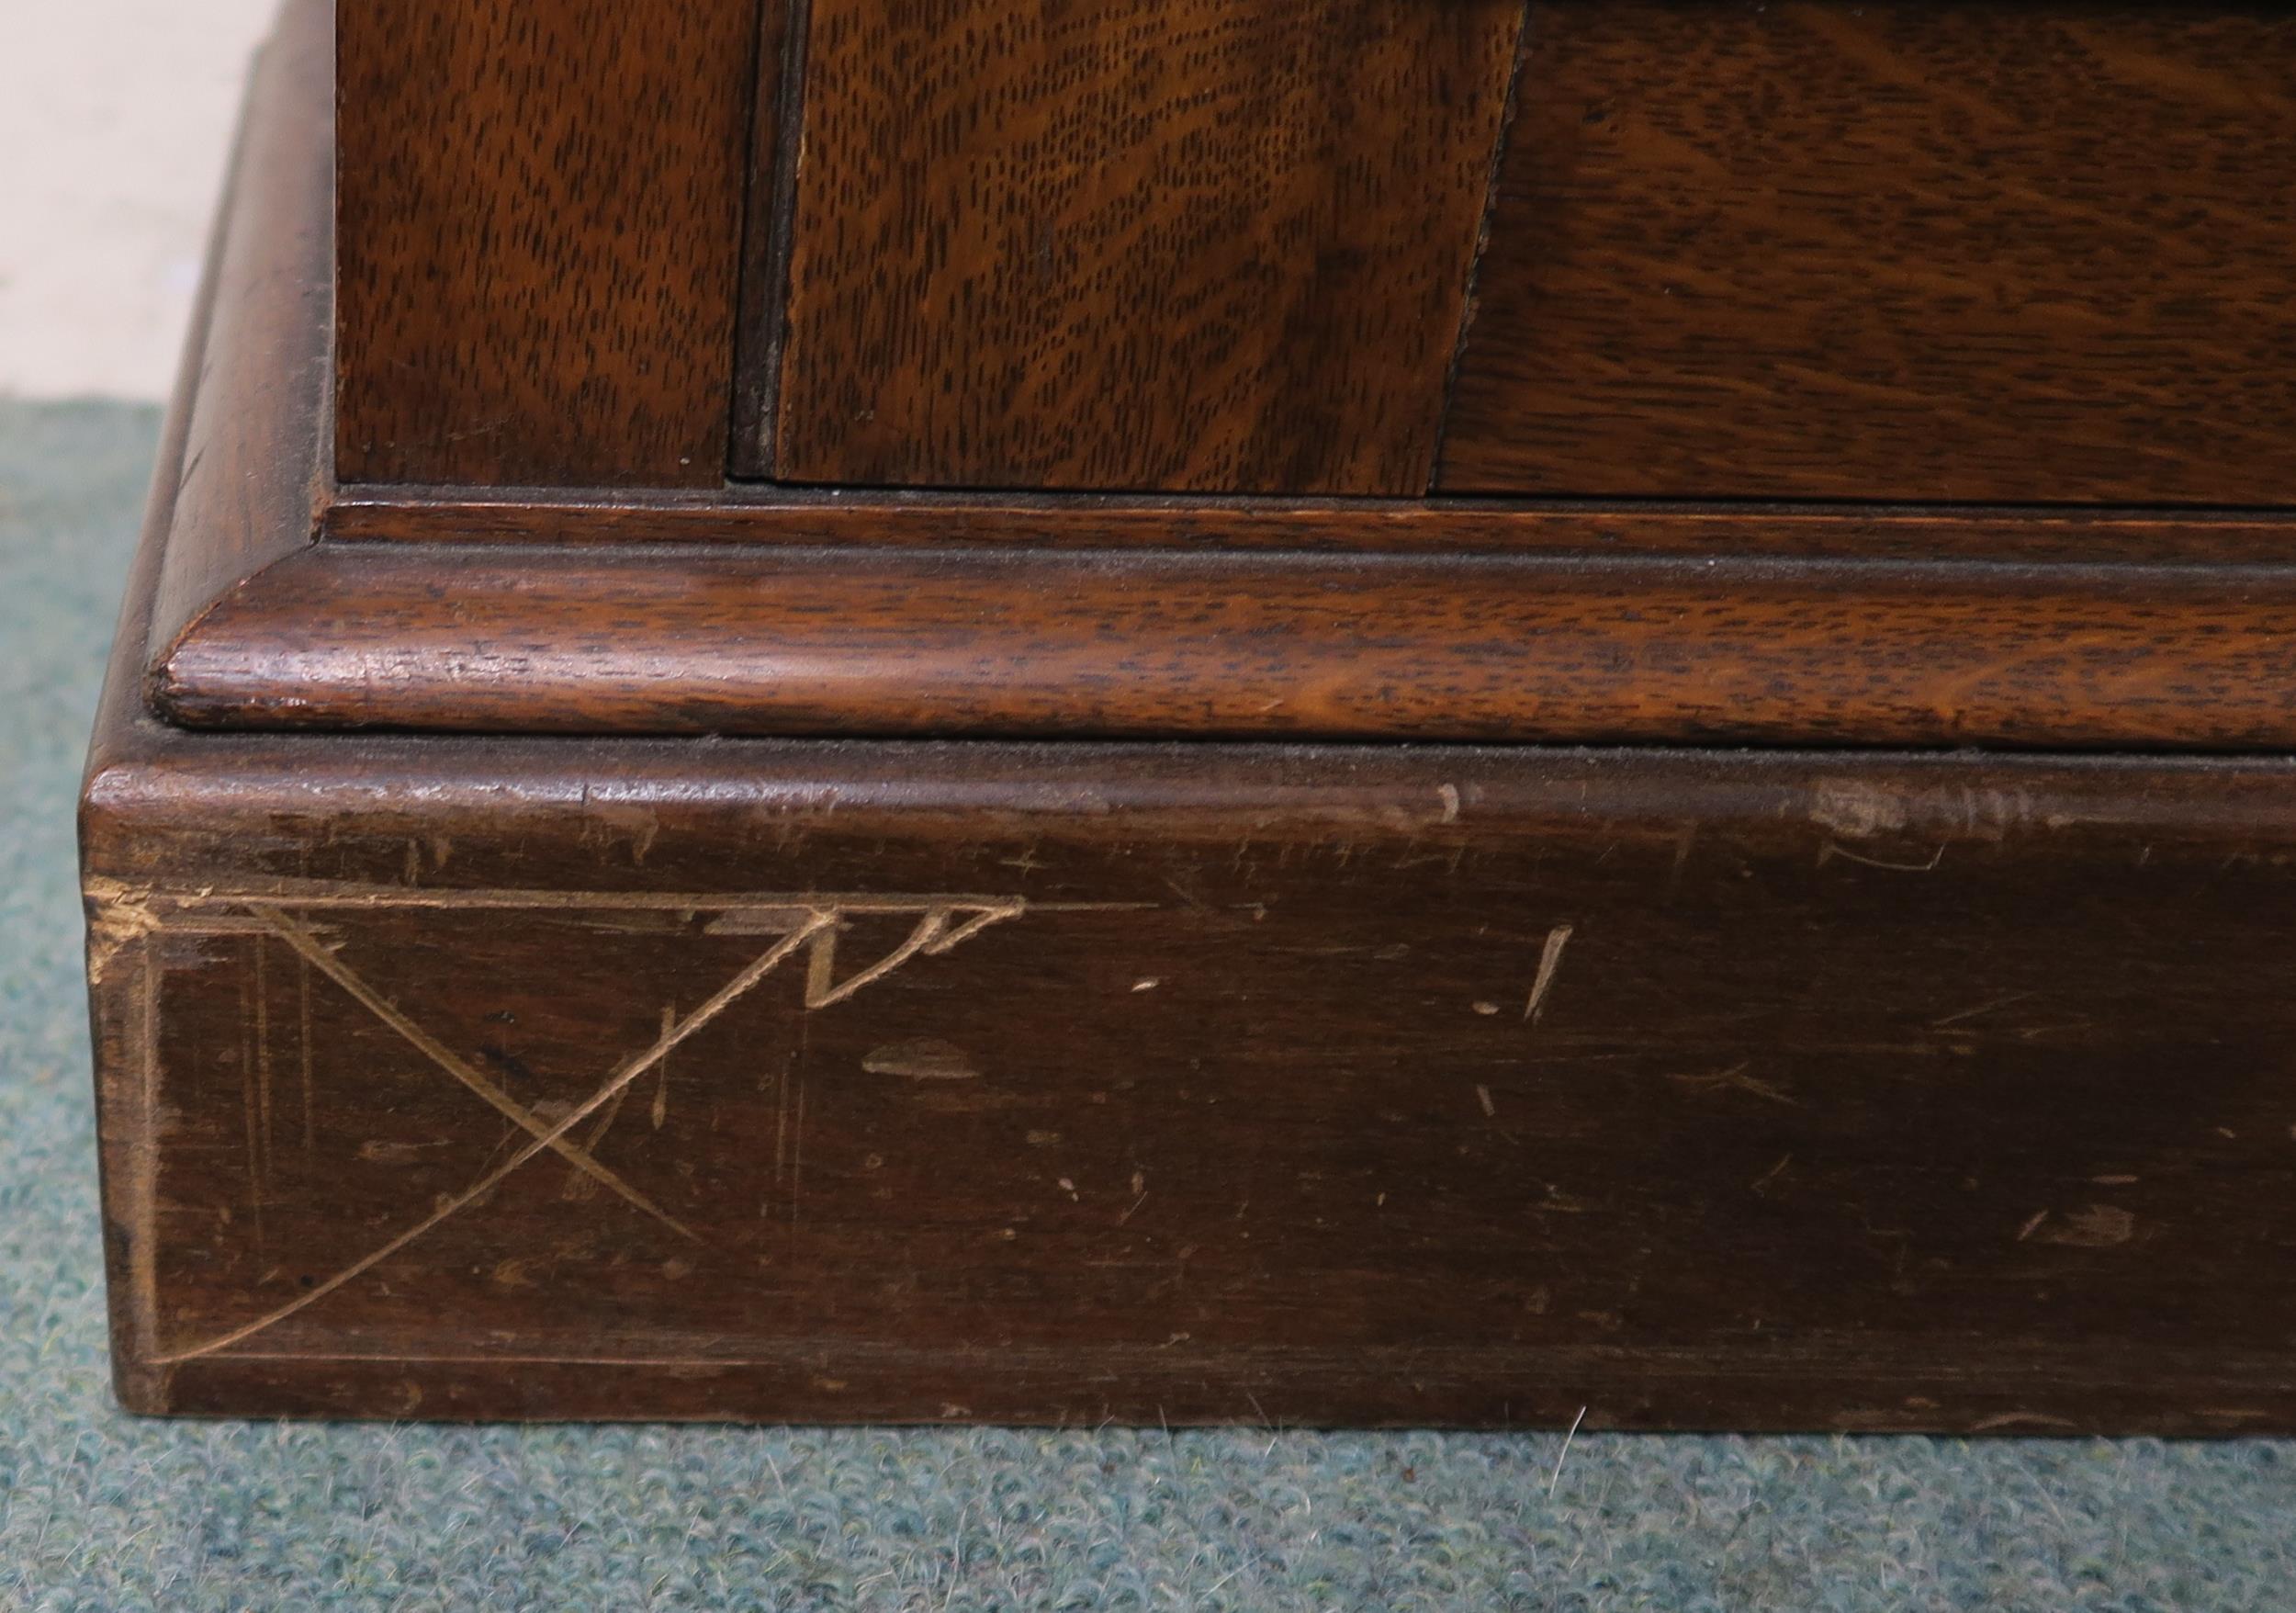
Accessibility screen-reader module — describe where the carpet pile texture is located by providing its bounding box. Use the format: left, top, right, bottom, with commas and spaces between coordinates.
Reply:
2, 399, 2293, 1609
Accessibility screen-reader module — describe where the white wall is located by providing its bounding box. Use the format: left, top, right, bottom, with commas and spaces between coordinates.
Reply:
0, 0, 280, 400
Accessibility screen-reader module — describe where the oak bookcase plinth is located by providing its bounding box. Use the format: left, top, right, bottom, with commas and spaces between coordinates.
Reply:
82, 0, 2296, 1428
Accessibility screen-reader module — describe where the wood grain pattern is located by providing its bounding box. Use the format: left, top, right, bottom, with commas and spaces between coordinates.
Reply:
327, 483, 2296, 564
91, 0, 2296, 1436
148, 53, 2296, 754
149, 542, 2296, 749
334, 0, 760, 487
767, 0, 1525, 494
84, 678, 2296, 1429
1440, 1, 2296, 502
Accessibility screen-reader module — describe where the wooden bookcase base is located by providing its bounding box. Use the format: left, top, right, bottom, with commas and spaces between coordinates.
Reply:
82, 0, 2296, 1429
85, 469, 2296, 1427
86, 690, 2296, 1430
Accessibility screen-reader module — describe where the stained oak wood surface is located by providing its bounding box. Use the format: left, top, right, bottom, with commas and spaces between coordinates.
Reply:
334, 0, 760, 487
1440, 0, 2296, 502
92, 87, 2296, 1425
146, 33, 2296, 752
84, 674, 2296, 1429
149, 544, 2296, 749
766, 0, 1525, 494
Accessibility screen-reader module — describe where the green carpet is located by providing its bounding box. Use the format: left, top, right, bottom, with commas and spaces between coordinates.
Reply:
4, 398, 2294, 1610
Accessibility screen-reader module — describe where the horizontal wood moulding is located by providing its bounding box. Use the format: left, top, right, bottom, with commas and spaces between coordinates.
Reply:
321, 488, 2296, 564
152, 543, 2296, 748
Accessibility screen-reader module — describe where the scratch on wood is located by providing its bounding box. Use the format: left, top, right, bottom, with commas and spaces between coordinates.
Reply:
561, 1077, 634, 1202
862, 1038, 981, 1080
238, 942, 265, 1259
297, 953, 314, 1152
1969, 1412, 2081, 1433
790, 1077, 806, 1232
1523, 923, 1573, 1023
804, 920, 838, 1005
133, 943, 163, 1365
253, 935, 273, 1182
1159, 874, 1214, 913
927, 900, 1027, 954
705, 905, 824, 935
357, 1139, 453, 1165
142, 890, 1062, 1363
773, 1059, 792, 1190
592, 804, 660, 864
807, 908, 963, 1008
1671, 1061, 1799, 1108
249, 904, 694, 1240
2030, 1204, 2136, 1247
128, 885, 1144, 914
1476, 1084, 1496, 1118
1664, 822, 1696, 901
1822, 840, 1947, 874
155, 915, 835, 1365
1930, 991, 2034, 1029
651, 1005, 673, 1129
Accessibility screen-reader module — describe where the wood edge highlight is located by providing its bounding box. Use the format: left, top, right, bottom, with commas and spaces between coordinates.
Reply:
143, 0, 332, 690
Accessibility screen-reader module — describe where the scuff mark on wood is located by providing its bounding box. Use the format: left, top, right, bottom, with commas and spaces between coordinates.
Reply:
1523, 922, 1573, 1023
1968, 1411, 2081, 1433
1821, 840, 1947, 874
1670, 1061, 1799, 1108
84, 876, 163, 987
1810, 780, 1908, 840
1930, 991, 2034, 1029
357, 1139, 452, 1165
651, 1005, 673, 1128
862, 1038, 981, 1080
2032, 1204, 2136, 1247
